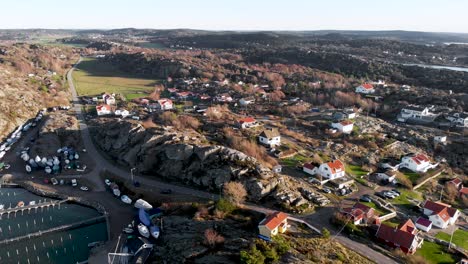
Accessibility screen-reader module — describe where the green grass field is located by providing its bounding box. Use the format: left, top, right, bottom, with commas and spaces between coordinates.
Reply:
417, 241, 458, 264
72, 57, 157, 99
392, 188, 422, 209
345, 165, 368, 177
281, 154, 308, 167
435, 229, 468, 250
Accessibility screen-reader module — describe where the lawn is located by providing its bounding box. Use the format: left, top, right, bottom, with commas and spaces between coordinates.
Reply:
359, 201, 386, 215
435, 229, 468, 250
400, 169, 420, 184
345, 165, 368, 177
72, 57, 157, 98
417, 241, 458, 264
392, 188, 423, 209
281, 154, 308, 167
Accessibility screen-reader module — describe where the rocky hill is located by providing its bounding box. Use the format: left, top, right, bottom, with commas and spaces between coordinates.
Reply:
0, 43, 78, 140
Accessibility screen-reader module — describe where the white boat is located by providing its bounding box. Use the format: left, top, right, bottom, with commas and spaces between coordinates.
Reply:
29, 201, 36, 206
123, 227, 133, 234
104, 179, 111, 186
0, 204, 4, 210
121, 195, 132, 204
113, 188, 121, 197
138, 223, 150, 238
134, 199, 152, 210
150, 225, 160, 239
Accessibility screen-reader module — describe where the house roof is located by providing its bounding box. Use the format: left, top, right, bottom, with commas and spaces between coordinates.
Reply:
342, 207, 365, 221
327, 160, 344, 174
303, 163, 316, 170
435, 208, 451, 222
157, 99, 173, 105
96, 104, 111, 111
353, 202, 375, 215
416, 217, 432, 227
340, 120, 353, 126
238, 117, 256, 124
360, 83, 374, 90
403, 105, 428, 112
260, 128, 280, 139
449, 178, 462, 187
376, 223, 417, 249
398, 219, 417, 234
259, 212, 288, 230
410, 153, 430, 165
423, 200, 458, 218
460, 187, 468, 196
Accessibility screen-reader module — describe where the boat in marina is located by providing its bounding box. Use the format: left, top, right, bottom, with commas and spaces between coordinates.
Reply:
150, 225, 160, 239
139, 208, 151, 226
113, 188, 121, 197
138, 223, 150, 238
17, 201, 25, 207
120, 195, 132, 204
0, 204, 4, 210
134, 199, 152, 210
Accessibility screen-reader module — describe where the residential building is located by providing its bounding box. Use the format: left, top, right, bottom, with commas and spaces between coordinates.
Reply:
316, 160, 345, 180
434, 135, 447, 144
398, 105, 437, 122
156, 99, 173, 110
258, 212, 289, 239
422, 200, 459, 228
258, 128, 281, 147
375, 219, 423, 254
400, 153, 437, 173
415, 217, 432, 232
341, 202, 378, 225
303, 163, 318, 176
375, 169, 396, 183
96, 104, 112, 116
331, 120, 354, 134
355, 83, 375, 94
103, 94, 116, 105
446, 112, 468, 127
238, 117, 257, 129
448, 178, 462, 189
216, 93, 233, 103
239, 97, 255, 106
272, 165, 282, 173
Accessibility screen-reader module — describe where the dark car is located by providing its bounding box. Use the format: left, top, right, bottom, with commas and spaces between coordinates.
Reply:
161, 189, 172, 194
375, 192, 387, 199
359, 195, 372, 203
391, 189, 401, 195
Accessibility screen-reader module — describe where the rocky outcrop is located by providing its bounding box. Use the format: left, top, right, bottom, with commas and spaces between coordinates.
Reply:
90, 119, 279, 201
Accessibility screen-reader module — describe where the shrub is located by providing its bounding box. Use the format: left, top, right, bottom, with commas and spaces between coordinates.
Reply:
203, 228, 225, 248
215, 198, 236, 214
223, 181, 247, 205
322, 228, 331, 239
272, 235, 290, 255
240, 246, 265, 264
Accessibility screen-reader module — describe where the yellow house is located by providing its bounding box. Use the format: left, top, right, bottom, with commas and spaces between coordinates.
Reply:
258, 212, 289, 239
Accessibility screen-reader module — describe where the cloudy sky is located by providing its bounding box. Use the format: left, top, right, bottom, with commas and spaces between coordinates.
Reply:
2, 0, 467, 33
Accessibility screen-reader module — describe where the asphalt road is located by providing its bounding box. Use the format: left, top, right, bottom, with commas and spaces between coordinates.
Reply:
65, 58, 398, 264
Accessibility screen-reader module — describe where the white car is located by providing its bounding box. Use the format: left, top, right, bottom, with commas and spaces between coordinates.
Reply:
105, 179, 111, 186
71, 179, 78, 187
80, 186, 89, 191
387, 191, 400, 197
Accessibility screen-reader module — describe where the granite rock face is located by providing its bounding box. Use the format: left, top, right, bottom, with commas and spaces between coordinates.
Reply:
91, 119, 279, 201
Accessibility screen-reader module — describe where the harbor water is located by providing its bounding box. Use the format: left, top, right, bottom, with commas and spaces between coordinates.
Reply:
0, 187, 108, 264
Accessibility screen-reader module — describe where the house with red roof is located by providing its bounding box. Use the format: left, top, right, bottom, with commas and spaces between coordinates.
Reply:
400, 153, 437, 173
316, 160, 346, 180
155, 99, 173, 111
237, 117, 258, 129
375, 219, 423, 254
341, 202, 379, 225
448, 178, 462, 189
459, 187, 468, 198
422, 200, 459, 228
258, 212, 289, 239
96, 104, 112, 116
331, 120, 354, 134
355, 83, 375, 94
303, 163, 318, 176
415, 217, 432, 232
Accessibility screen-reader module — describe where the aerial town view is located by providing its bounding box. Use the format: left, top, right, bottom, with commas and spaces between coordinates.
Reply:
0, 1, 467, 264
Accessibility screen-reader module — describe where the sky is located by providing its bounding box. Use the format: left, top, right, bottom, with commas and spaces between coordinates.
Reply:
1, 0, 467, 33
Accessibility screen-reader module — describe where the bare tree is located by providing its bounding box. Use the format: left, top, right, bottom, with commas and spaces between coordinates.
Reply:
223, 181, 247, 205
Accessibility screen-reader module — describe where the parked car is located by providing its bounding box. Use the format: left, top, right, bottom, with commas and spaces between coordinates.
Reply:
322, 187, 331, 194
359, 195, 372, 203
71, 179, 77, 187
104, 179, 111, 186
387, 191, 400, 197
391, 189, 401, 195
375, 192, 387, 199
80, 186, 89, 191
383, 191, 396, 199
51, 178, 58, 185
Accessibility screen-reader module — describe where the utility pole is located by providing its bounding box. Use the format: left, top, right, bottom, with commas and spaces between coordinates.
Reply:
448, 227, 457, 250
130, 168, 136, 183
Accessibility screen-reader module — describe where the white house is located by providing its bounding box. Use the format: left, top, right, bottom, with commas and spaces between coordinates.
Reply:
355, 83, 375, 94
216, 93, 233, 103
415, 217, 432, 232
238, 117, 257, 129
258, 128, 281, 147
375, 170, 396, 182
156, 99, 173, 110
400, 153, 437, 173
310, 160, 346, 180
434, 136, 447, 144
239, 97, 255, 106
398, 105, 436, 122
303, 163, 318, 175
258, 212, 289, 239
422, 200, 459, 229
115, 109, 130, 118
103, 93, 116, 105
446, 112, 468, 127
331, 120, 354, 134
96, 104, 112, 116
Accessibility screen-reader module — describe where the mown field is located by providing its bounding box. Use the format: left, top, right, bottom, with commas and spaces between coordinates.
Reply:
72, 57, 157, 99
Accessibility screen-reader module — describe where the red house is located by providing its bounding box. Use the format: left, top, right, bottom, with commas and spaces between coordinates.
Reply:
341, 202, 379, 225
375, 219, 423, 254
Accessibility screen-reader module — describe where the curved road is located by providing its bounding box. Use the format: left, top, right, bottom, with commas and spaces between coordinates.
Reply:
67, 58, 398, 264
